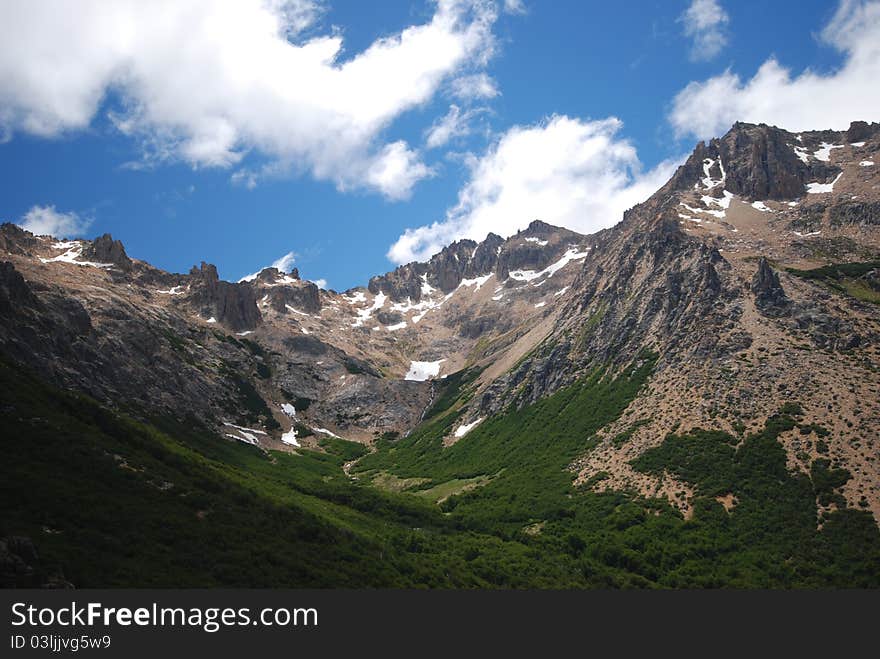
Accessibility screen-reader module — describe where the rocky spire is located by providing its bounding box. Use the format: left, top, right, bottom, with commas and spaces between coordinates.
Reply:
82, 234, 132, 272
751, 257, 789, 316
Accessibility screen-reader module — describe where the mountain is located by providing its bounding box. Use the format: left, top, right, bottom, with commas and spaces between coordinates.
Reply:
2, 121, 880, 588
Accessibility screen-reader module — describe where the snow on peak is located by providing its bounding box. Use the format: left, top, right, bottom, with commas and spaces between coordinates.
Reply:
39, 242, 114, 269
405, 359, 444, 381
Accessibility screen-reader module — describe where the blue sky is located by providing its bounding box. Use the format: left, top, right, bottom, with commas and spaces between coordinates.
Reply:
1, 0, 877, 291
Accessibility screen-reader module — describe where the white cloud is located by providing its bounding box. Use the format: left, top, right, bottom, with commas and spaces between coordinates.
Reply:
425, 104, 483, 148
0, 0, 500, 199
679, 0, 730, 61
311, 278, 327, 289
271, 251, 297, 273
364, 141, 435, 200
239, 250, 297, 282
16, 205, 92, 238
449, 72, 499, 100
388, 115, 680, 264
670, 0, 880, 140
502, 0, 527, 15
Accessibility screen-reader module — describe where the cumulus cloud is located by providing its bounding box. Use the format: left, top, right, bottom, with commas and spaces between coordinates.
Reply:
670, 0, 880, 140
388, 115, 680, 264
16, 205, 92, 238
0, 0, 501, 199
679, 0, 730, 61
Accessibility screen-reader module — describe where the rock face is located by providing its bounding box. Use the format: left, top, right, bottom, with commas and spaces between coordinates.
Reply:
82, 234, 132, 271
188, 262, 261, 331
751, 257, 789, 316
0, 223, 39, 255
250, 268, 322, 315
665, 122, 844, 201
369, 220, 590, 301
0, 261, 39, 314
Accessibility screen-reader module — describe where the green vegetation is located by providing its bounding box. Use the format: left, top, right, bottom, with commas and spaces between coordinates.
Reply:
787, 261, 880, 305
2, 352, 878, 588
423, 366, 484, 419
630, 412, 880, 586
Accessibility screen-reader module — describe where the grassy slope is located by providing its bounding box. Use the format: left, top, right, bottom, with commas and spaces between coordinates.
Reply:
2, 352, 879, 588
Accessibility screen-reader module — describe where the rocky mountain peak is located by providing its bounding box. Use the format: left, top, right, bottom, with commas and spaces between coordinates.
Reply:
187, 261, 260, 331
0, 223, 39, 255
367, 223, 590, 303
665, 121, 849, 201
82, 233, 132, 272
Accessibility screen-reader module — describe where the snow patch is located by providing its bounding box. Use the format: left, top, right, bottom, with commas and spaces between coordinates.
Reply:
236, 331, 254, 337
405, 360, 444, 381
454, 417, 484, 438
524, 237, 549, 246
157, 285, 186, 295
792, 145, 811, 164
386, 321, 407, 331
206, 317, 217, 324
698, 158, 726, 189
813, 143, 843, 162
39, 242, 114, 269
280, 428, 300, 447
342, 291, 367, 304
351, 291, 386, 327
508, 246, 589, 282
860, 160, 874, 167
793, 230, 822, 238
420, 274, 436, 296
806, 172, 843, 194
458, 274, 492, 291
554, 286, 570, 296
751, 201, 772, 212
